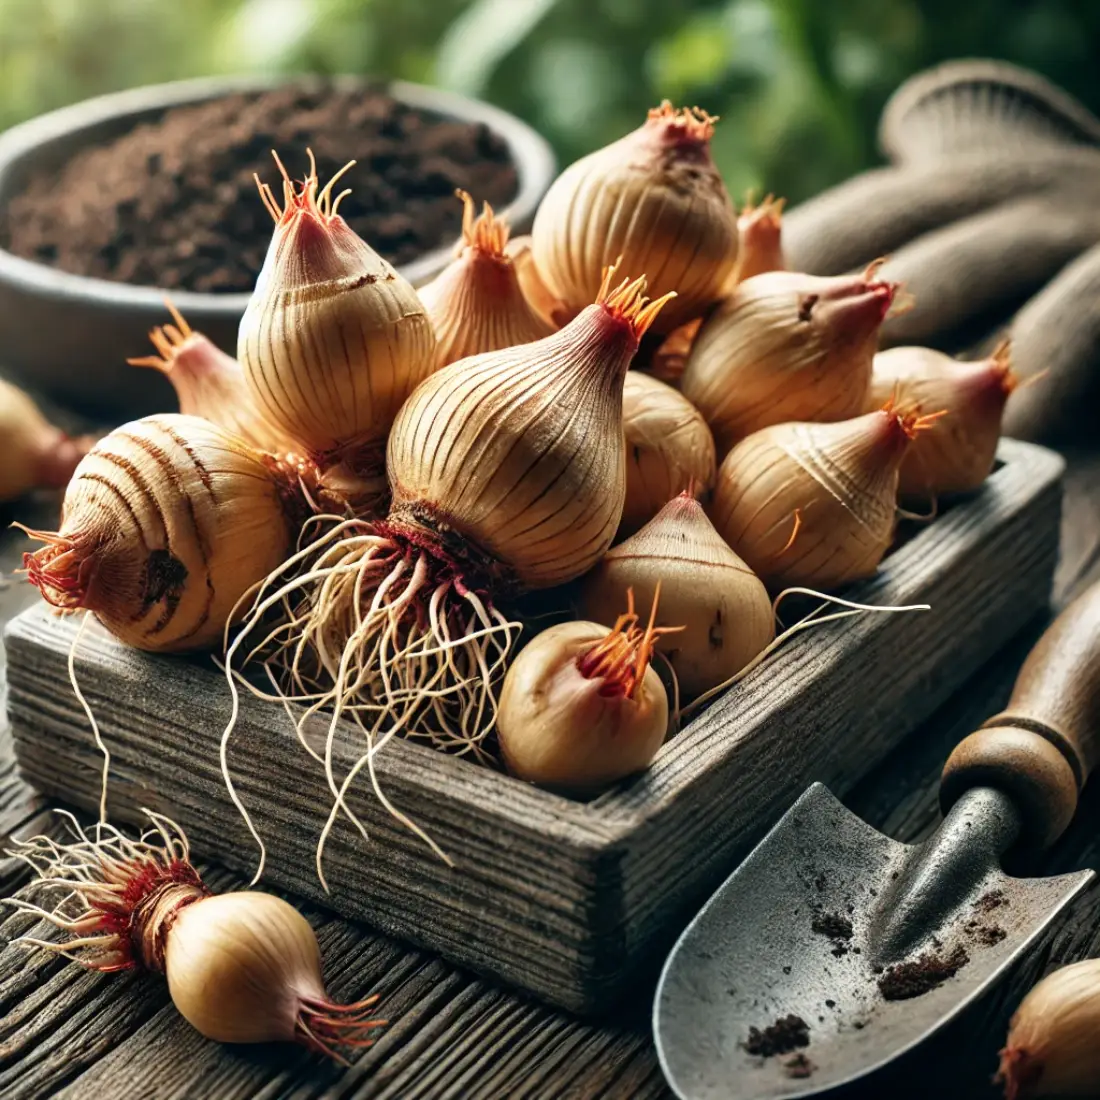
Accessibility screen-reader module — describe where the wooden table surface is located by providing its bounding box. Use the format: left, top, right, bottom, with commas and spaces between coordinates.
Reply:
2, 449, 1100, 1100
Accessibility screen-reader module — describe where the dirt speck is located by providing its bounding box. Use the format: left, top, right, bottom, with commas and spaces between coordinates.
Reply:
975, 889, 1008, 914
964, 919, 1007, 947
878, 945, 970, 1001
743, 1014, 810, 1058
812, 912, 853, 940
812, 911, 854, 956
785, 1052, 815, 1079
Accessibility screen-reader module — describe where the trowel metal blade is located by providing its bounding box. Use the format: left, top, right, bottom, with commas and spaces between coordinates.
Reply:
653, 784, 1092, 1100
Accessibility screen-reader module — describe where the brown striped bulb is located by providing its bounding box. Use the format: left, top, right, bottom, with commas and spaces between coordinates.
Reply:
710, 408, 931, 590
21, 414, 299, 652
386, 269, 674, 588
682, 269, 897, 454
531, 102, 738, 334
417, 193, 553, 367
620, 371, 715, 537
238, 152, 437, 471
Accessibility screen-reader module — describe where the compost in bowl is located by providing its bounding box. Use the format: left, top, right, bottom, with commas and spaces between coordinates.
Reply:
0, 74, 556, 416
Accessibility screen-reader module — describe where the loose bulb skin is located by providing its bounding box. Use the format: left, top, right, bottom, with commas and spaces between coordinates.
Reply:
497, 619, 669, 792
418, 194, 553, 367
868, 344, 1014, 496
620, 372, 716, 537
584, 493, 773, 701
22, 414, 298, 652
682, 269, 898, 454
239, 153, 436, 464
532, 102, 738, 334
710, 409, 926, 590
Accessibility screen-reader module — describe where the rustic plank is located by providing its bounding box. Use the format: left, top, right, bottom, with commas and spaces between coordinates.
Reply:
2, 439, 1064, 1012
0, 446, 1098, 1099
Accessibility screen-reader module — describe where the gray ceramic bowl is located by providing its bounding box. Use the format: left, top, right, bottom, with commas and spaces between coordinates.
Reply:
0, 74, 556, 418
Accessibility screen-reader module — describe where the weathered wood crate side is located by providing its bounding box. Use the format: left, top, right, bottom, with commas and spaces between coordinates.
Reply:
3, 439, 1064, 1014
3, 627, 626, 1009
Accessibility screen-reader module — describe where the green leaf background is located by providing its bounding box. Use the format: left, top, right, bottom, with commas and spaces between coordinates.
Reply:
1, 0, 1097, 201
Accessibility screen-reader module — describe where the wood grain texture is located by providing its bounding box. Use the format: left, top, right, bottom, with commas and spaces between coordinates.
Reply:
2, 440, 1064, 1013
0, 444, 1098, 1099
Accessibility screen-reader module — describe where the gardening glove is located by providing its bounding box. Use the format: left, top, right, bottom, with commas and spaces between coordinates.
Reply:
784, 59, 1100, 445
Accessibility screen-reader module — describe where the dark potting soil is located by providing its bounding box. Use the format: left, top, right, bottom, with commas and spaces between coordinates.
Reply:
743, 1014, 810, 1058
877, 945, 970, 1001
2, 82, 519, 293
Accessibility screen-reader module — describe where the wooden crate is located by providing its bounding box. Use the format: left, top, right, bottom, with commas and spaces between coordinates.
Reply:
3, 438, 1062, 1014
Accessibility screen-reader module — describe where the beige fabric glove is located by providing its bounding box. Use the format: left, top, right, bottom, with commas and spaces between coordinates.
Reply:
784, 60, 1100, 445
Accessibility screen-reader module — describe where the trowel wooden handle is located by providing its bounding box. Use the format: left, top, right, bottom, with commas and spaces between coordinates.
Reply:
942, 578, 1100, 848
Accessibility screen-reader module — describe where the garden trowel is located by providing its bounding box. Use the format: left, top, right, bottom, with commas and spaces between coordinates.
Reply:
654, 578, 1100, 1099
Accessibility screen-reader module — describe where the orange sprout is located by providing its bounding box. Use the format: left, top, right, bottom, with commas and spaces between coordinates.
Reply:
576, 584, 682, 699
647, 100, 718, 142
456, 189, 510, 258
254, 148, 357, 226
596, 260, 677, 339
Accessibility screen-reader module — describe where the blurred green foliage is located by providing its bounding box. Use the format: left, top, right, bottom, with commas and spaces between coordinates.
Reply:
1, 0, 1098, 203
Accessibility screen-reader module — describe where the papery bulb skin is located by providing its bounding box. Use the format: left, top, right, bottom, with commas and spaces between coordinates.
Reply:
710, 408, 924, 590
22, 414, 297, 652
130, 303, 299, 455
682, 269, 898, 454
387, 270, 674, 588
505, 233, 566, 327
620, 372, 715, 537
531, 102, 738, 334
647, 318, 703, 386
735, 195, 786, 283
497, 618, 669, 792
868, 344, 1014, 496
584, 493, 774, 701
166, 892, 325, 1045
997, 959, 1100, 1100
0, 378, 92, 502
238, 153, 436, 462
418, 193, 553, 367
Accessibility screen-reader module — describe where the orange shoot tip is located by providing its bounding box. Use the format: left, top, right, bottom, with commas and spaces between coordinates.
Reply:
648, 100, 718, 141
882, 401, 948, 439
457, 189, 509, 257
597, 269, 676, 338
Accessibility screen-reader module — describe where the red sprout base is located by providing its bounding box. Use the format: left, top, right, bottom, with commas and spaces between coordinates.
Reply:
16, 525, 95, 610
995, 1044, 1043, 1100
255, 147, 356, 227
647, 100, 718, 144
7, 811, 209, 975
576, 585, 682, 699
295, 993, 387, 1065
